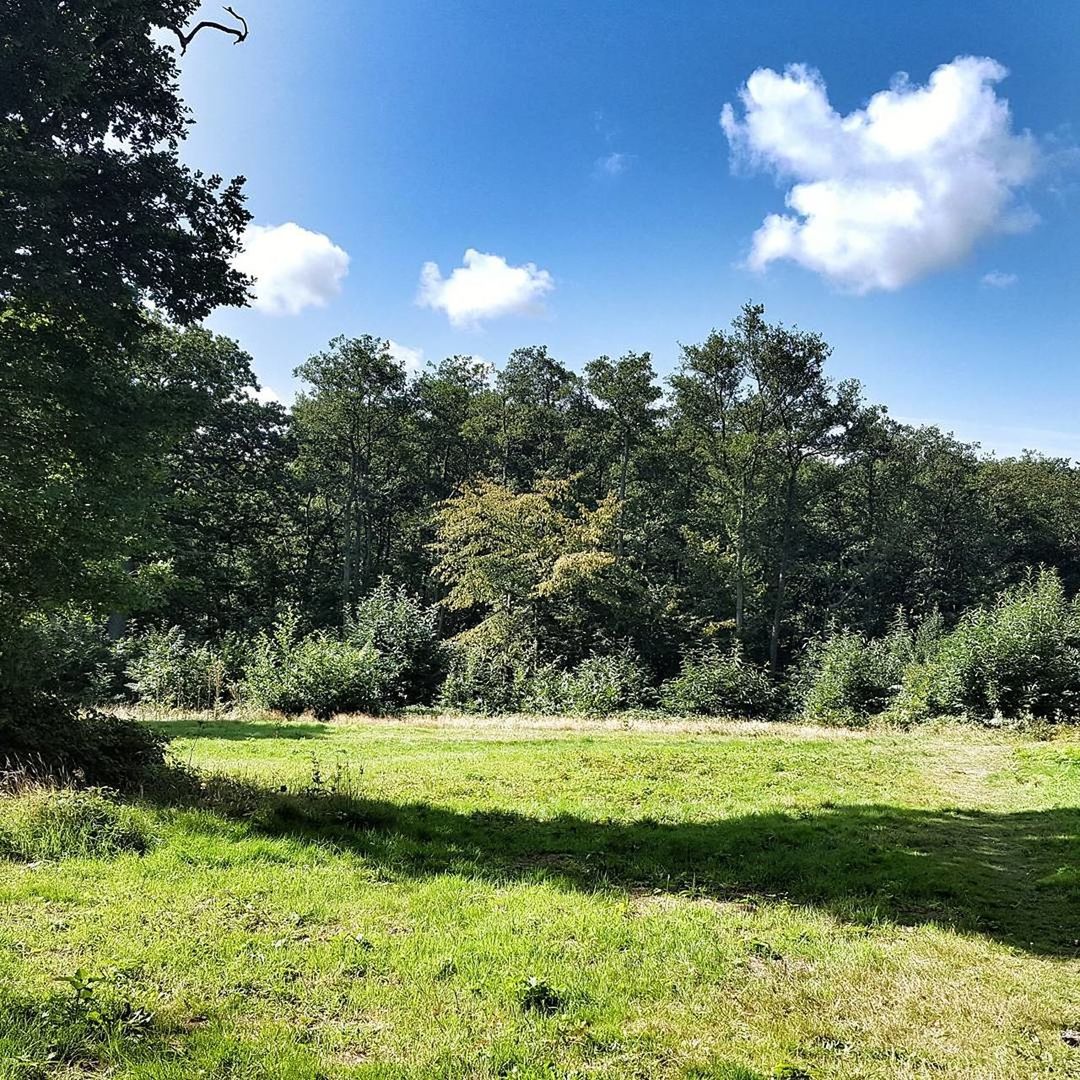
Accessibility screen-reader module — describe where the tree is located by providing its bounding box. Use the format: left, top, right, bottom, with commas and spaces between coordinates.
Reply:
292, 337, 416, 613
431, 478, 617, 647
753, 319, 861, 670
494, 346, 588, 488
1, 320, 259, 624
671, 304, 775, 642
413, 356, 496, 501
0, 1, 252, 635
157, 340, 293, 636
672, 304, 861, 668
584, 351, 662, 558
0, 0, 250, 329
979, 453, 1080, 594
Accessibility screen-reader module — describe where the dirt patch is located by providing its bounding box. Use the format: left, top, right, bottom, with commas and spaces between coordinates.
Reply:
926, 740, 1014, 807
625, 889, 759, 918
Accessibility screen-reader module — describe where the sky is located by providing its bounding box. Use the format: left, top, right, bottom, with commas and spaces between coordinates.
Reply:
177, 0, 1080, 458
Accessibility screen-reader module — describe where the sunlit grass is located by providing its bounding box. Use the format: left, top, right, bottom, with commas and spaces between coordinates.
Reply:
1, 713, 1077, 1078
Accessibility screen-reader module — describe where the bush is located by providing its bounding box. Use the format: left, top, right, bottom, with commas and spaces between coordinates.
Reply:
896, 569, 1080, 722
242, 612, 388, 720
522, 645, 653, 715
346, 580, 442, 704
659, 645, 777, 718
563, 647, 653, 715
0, 786, 154, 860
798, 621, 914, 726
0, 606, 118, 704
0, 690, 168, 791
438, 641, 536, 714
126, 626, 243, 710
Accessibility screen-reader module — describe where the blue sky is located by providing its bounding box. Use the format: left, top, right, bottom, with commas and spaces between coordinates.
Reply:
179, 1, 1080, 457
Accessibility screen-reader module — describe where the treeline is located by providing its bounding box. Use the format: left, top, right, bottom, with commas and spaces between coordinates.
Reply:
7, 304, 1080, 731
124, 305, 1079, 678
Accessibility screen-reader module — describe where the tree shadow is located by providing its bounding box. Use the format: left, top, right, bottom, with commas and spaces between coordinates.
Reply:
154, 718, 329, 742
160, 771, 1079, 959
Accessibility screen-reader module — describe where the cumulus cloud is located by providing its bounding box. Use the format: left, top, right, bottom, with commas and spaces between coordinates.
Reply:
387, 339, 425, 375
250, 384, 283, 404
417, 249, 554, 328
720, 57, 1038, 292
234, 223, 350, 315
981, 270, 1019, 288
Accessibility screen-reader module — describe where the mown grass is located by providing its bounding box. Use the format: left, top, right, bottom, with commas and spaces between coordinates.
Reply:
0, 712, 1077, 1078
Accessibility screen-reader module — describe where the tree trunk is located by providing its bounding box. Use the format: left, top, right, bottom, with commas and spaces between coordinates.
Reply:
733, 475, 749, 638
105, 558, 134, 640
769, 467, 798, 673
341, 497, 354, 609
616, 426, 629, 558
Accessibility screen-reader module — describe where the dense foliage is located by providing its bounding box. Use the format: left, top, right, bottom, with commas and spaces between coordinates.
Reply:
896, 570, 1080, 723
659, 646, 778, 718
0, 691, 168, 790
10, 307, 1080, 728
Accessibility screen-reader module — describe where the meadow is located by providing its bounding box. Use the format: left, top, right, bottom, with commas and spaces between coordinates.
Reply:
1, 712, 1077, 1079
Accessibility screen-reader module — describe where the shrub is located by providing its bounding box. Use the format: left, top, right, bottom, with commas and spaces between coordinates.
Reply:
659, 645, 777, 718
126, 626, 242, 710
0, 786, 154, 860
346, 580, 442, 704
527, 645, 653, 716
1, 606, 117, 704
439, 642, 536, 714
799, 623, 913, 726
519, 660, 566, 714
0, 690, 168, 791
242, 612, 388, 720
896, 569, 1080, 722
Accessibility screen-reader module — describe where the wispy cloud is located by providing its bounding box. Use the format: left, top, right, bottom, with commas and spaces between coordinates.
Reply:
981, 270, 1018, 288
591, 109, 634, 179
594, 151, 633, 178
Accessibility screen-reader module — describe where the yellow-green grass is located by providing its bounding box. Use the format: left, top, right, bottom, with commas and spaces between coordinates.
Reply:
1, 713, 1077, 1078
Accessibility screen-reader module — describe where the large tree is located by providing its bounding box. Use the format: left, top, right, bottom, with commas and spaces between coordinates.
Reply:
0, 0, 250, 327
584, 351, 662, 559
432, 478, 617, 648
0, 1, 253, 629
292, 337, 417, 614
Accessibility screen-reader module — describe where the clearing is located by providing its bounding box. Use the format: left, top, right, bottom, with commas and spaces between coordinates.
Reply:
1, 713, 1078, 1078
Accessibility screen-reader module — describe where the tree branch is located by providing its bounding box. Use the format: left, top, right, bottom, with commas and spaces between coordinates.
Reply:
171, 6, 249, 55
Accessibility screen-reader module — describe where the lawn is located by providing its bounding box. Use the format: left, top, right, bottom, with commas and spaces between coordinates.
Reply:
1, 713, 1078, 1078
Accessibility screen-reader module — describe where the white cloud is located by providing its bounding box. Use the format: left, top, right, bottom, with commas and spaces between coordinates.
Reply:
721, 57, 1038, 292
595, 151, 632, 178
234, 223, 350, 315
981, 270, 1018, 288
387, 339, 425, 375
244, 383, 290, 406
417, 249, 554, 328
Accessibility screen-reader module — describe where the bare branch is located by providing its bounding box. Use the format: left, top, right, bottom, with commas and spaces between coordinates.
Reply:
170, 6, 249, 55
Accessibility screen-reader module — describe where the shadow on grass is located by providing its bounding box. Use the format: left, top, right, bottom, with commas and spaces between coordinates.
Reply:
152, 717, 329, 742
153, 767, 1079, 960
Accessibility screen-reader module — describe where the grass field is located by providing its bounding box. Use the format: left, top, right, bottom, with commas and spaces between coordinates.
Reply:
1, 712, 1078, 1079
